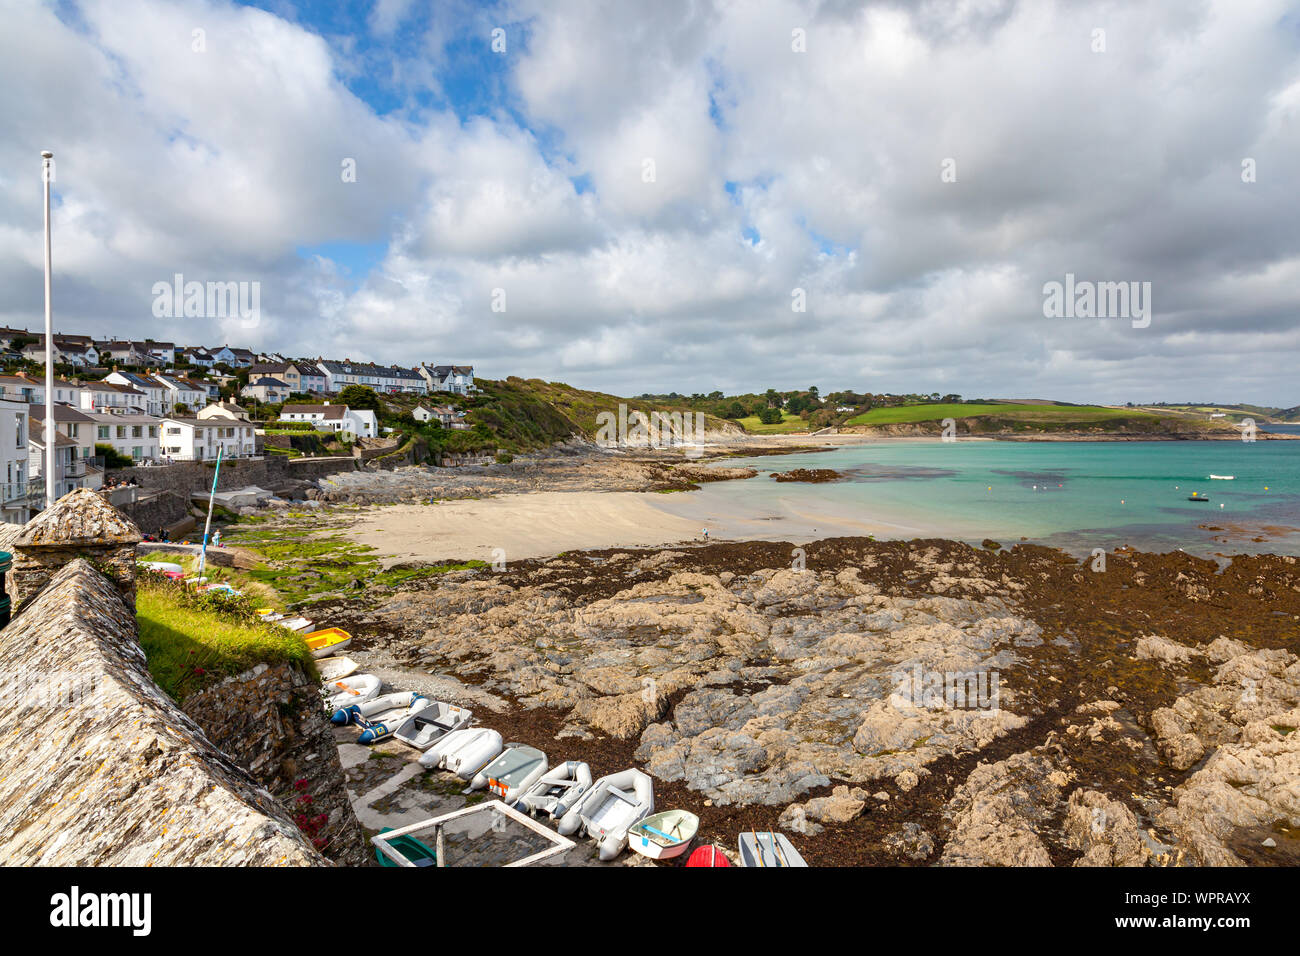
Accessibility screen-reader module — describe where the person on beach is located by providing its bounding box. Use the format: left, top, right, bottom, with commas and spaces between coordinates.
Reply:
213, 529, 222, 549
702, 527, 709, 541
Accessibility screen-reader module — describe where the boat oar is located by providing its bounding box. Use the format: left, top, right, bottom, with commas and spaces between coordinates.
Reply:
771, 832, 790, 868
751, 829, 765, 867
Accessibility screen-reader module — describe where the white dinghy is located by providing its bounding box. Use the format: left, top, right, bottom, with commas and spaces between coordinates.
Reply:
737, 830, 807, 867
628, 809, 699, 861
469, 744, 548, 804
517, 761, 593, 821
418, 727, 503, 779
393, 702, 473, 750
558, 768, 654, 861
317, 656, 359, 682
322, 673, 381, 712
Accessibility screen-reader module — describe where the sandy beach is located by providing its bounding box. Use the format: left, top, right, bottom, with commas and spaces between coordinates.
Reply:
346, 491, 708, 565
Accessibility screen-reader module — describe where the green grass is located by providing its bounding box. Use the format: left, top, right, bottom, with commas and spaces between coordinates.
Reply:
735, 412, 813, 434
220, 514, 488, 607
136, 579, 315, 700
844, 402, 1160, 427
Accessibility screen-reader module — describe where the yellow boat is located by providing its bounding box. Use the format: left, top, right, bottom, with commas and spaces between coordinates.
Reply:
304, 628, 353, 659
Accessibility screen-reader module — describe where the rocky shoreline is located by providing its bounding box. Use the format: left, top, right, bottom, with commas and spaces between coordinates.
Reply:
311, 535, 1300, 866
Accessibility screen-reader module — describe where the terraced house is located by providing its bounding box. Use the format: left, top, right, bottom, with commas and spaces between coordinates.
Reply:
87, 412, 160, 463
159, 417, 257, 461
317, 360, 427, 394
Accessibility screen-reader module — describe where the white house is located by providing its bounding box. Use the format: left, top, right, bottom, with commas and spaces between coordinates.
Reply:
241, 376, 293, 404
414, 403, 464, 427
278, 402, 376, 438
0, 398, 32, 524
210, 346, 255, 368
420, 364, 475, 394
86, 412, 161, 463
0, 374, 82, 406
79, 381, 147, 415
28, 404, 102, 500
160, 417, 257, 461
197, 400, 250, 422
316, 360, 426, 394
154, 374, 210, 413
104, 371, 168, 416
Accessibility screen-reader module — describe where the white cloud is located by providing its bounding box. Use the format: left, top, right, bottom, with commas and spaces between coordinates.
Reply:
0, 0, 1297, 404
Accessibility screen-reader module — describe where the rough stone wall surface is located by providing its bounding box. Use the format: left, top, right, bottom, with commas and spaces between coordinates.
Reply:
182, 661, 371, 865
8, 489, 142, 612
119, 490, 190, 538
113, 456, 358, 497
0, 559, 326, 865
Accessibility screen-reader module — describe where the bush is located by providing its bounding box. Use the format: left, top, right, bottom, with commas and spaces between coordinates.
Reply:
96, 443, 134, 469
495, 452, 513, 464
758, 407, 784, 425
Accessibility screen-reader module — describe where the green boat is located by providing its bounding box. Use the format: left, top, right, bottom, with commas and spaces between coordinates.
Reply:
374, 826, 438, 867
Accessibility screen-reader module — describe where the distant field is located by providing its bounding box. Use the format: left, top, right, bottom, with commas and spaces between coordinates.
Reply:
735, 412, 813, 434
845, 403, 1159, 426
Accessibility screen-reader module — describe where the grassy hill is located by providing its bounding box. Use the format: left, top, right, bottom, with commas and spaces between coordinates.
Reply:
374, 377, 740, 455
841, 401, 1242, 436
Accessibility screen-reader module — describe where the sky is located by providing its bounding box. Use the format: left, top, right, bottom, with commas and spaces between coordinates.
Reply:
2, 0, 1298, 405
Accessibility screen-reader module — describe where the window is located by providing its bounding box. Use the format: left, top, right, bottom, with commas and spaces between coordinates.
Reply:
166, 427, 181, 435
98, 425, 109, 440
132, 446, 142, 459
148, 426, 157, 437
132, 426, 142, 438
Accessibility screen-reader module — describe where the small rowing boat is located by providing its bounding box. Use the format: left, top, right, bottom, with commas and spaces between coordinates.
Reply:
1208, 474, 1235, 480
557, 768, 654, 861
304, 627, 352, 658
737, 830, 806, 867
685, 844, 732, 867
629, 809, 699, 860
317, 656, 359, 681
419, 727, 504, 779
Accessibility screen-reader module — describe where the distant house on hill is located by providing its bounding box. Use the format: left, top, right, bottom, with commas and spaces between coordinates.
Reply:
241, 377, 292, 404
278, 402, 377, 438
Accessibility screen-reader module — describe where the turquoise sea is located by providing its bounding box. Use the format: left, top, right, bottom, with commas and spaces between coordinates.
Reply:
669, 432, 1300, 558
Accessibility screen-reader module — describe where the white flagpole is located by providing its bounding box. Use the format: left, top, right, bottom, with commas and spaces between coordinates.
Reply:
41, 150, 55, 509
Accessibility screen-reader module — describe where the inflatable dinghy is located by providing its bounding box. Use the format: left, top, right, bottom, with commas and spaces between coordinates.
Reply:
558, 768, 654, 861
418, 727, 503, 779
332, 691, 428, 744
469, 744, 548, 804
517, 761, 593, 820
322, 673, 381, 712
393, 702, 473, 750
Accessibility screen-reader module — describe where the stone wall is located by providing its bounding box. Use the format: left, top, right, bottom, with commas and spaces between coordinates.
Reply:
113, 455, 359, 497
6, 488, 141, 613
182, 661, 371, 865
0, 559, 326, 865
